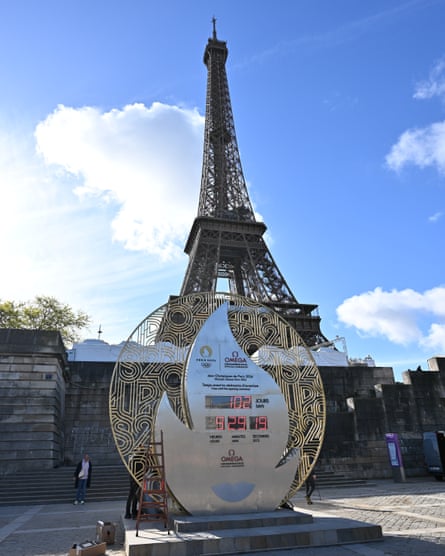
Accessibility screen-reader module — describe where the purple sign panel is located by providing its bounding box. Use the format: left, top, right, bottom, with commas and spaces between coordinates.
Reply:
385, 433, 403, 468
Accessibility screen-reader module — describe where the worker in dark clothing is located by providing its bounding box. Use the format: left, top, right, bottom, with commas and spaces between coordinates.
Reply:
305, 470, 316, 504
125, 476, 140, 519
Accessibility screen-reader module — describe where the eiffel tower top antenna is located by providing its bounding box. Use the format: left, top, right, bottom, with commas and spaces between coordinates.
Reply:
179, 25, 328, 346
212, 16, 217, 39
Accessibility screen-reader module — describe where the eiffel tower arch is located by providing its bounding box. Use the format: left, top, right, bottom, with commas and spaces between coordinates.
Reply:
180, 21, 328, 347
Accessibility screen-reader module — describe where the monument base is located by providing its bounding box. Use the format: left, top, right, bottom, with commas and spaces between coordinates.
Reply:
123, 508, 382, 556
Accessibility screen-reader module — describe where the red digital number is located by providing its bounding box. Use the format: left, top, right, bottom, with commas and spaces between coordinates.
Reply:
216, 416, 225, 430
256, 416, 268, 430
227, 416, 247, 430
230, 395, 252, 409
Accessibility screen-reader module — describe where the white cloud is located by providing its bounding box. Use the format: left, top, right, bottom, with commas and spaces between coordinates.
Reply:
421, 323, 445, 351
0, 101, 206, 343
414, 57, 445, 101
35, 102, 204, 260
336, 286, 445, 351
386, 55, 445, 175
385, 120, 445, 173
429, 211, 443, 222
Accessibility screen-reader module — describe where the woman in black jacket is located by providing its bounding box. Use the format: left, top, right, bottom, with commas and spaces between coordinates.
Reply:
73, 454, 92, 504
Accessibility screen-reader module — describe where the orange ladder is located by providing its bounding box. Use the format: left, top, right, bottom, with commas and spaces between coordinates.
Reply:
136, 431, 170, 536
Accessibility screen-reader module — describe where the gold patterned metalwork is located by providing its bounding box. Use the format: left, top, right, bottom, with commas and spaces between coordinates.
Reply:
109, 292, 325, 503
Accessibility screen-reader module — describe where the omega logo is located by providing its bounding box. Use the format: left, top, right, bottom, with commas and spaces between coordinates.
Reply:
225, 350, 246, 364
221, 448, 244, 463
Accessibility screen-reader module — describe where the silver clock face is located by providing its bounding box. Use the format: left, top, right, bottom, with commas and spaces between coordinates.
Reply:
109, 293, 325, 514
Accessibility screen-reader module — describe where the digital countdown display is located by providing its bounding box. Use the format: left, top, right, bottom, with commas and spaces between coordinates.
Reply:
205, 396, 268, 430
206, 415, 268, 431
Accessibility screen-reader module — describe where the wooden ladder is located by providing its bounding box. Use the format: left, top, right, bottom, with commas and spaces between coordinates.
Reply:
136, 431, 170, 536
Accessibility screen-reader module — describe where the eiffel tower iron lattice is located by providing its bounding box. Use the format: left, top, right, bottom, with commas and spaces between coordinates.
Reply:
180, 21, 328, 347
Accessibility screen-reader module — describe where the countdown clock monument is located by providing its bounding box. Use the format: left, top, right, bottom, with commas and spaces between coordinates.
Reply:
110, 293, 325, 514
109, 23, 326, 516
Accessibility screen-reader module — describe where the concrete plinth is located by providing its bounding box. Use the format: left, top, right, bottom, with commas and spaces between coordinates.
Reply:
124, 509, 383, 556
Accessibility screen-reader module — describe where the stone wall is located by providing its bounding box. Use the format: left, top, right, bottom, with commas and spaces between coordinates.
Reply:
64, 361, 120, 466
318, 365, 393, 478
0, 329, 67, 475
317, 360, 445, 478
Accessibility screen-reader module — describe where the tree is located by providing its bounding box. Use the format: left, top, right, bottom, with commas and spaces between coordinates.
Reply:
0, 300, 22, 328
0, 296, 91, 346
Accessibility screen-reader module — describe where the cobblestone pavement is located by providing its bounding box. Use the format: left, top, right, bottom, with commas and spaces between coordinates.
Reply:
0, 501, 126, 556
285, 478, 445, 556
0, 478, 444, 555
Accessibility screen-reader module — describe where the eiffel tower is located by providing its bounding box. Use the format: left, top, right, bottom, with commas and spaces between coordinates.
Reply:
180, 20, 328, 347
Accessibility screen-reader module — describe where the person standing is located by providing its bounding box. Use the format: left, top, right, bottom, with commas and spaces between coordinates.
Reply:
125, 475, 140, 519
305, 470, 316, 504
74, 454, 92, 504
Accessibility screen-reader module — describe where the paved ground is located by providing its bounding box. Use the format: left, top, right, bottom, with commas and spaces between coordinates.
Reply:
0, 477, 444, 555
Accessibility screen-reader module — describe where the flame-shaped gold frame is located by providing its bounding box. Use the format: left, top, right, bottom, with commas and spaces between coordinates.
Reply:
109, 292, 325, 503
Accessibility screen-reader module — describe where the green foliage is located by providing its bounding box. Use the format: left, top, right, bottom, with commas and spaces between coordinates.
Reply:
0, 295, 91, 346
0, 300, 22, 328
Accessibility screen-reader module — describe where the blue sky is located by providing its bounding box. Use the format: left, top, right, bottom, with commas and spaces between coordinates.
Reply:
1, 0, 444, 379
